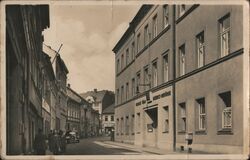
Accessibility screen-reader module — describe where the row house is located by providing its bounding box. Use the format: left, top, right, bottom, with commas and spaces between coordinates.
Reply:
6, 5, 50, 155
113, 4, 245, 154
66, 85, 100, 138
80, 89, 115, 134
43, 44, 69, 132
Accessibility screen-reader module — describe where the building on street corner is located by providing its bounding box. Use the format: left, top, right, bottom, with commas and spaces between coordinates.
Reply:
80, 89, 115, 134
102, 103, 115, 135
113, 4, 245, 154
6, 5, 50, 155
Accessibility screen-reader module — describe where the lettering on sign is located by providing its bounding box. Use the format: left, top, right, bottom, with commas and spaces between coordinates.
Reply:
142, 100, 146, 104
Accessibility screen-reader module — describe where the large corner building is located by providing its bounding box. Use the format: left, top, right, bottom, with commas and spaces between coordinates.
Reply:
113, 5, 245, 154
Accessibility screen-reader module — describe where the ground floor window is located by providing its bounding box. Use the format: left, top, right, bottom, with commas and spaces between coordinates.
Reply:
163, 106, 169, 133
178, 102, 186, 132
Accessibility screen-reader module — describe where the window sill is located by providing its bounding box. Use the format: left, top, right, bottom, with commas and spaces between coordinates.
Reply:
162, 131, 169, 134
217, 128, 233, 135
195, 130, 207, 135
178, 131, 186, 134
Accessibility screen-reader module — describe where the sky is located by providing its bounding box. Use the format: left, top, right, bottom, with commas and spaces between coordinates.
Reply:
43, 4, 140, 93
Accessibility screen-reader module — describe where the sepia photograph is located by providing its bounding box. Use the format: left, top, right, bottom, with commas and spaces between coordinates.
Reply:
1, 0, 249, 159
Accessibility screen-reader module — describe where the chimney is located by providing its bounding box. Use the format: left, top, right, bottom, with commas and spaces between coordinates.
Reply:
68, 83, 70, 88
94, 88, 97, 93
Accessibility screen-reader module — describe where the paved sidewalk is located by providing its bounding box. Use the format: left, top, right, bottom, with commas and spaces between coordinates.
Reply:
102, 140, 211, 155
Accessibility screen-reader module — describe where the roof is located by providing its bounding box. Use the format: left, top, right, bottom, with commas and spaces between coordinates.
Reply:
112, 5, 153, 53
102, 103, 115, 114
80, 90, 111, 103
67, 87, 89, 104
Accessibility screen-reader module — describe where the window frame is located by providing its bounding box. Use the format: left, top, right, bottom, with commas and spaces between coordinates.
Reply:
152, 14, 158, 39
196, 31, 205, 68
162, 53, 169, 83
179, 44, 185, 76
163, 5, 169, 28
219, 14, 230, 57
152, 60, 158, 87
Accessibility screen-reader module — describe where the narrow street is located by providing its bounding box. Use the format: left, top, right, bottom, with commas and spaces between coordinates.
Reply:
64, 136, 150, 155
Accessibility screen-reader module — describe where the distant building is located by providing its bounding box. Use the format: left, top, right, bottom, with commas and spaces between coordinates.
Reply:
113, 4, 245, 154
6, 5, 50, 155
80, 89, 115, 133
102, 104, 115, 134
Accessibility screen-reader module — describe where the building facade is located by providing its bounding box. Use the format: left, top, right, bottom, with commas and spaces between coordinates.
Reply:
6, 5, 50, 154
102, 104, 115, 134
113, 5, 244, 154
80, 89, 115, 134
66, 85, 81, 134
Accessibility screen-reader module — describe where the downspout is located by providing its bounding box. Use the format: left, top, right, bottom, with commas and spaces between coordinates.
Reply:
172, 5, 177, 151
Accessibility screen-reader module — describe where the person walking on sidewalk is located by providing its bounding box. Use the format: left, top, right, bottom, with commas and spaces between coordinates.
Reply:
59, 130, 67, 154
51, 130, 61, 155
48, 130, 53, 152
33, 128, 47, 155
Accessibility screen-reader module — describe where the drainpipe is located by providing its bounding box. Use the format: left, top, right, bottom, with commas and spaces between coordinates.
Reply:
172, 5, 177, 152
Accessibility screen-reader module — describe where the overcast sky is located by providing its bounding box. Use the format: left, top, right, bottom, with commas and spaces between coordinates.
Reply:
43, 4, 140, 93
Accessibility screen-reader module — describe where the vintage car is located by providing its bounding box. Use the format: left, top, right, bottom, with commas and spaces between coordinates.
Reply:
65, 131, 80, 143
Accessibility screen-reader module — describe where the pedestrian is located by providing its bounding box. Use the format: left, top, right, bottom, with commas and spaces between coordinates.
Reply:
33, 128, 47, 155
52, 130, 61, 155
48, 130, 53, 152
59, 130, 67, 154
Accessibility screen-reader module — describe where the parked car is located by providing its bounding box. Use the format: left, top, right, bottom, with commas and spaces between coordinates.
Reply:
65, 131, 80, 143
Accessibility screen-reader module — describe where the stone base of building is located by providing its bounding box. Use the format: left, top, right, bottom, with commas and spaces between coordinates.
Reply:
176, 143, 243, 154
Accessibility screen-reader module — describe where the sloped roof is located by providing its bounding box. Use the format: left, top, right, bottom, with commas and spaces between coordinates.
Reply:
102, 103, 114, 114
80, 90, 108, 103
67, 87, 83, 104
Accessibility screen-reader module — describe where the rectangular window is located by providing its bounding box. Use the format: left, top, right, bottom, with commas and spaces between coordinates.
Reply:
144, 24, 149, 46
178, 4, 186, 17
132, 78, 135, 97
126, 82, 129, 100
105, 116, 108, 121
163, 106, 169, 132
121, 86, 124, 103
179, 44, 185, 76
152, 61, 158, 87
162, 53, 169, 83
163, 5, 169, 28
137, 113, 141, 132
219, 14, 230, 57
179, 102, 186, 132
137, 34, 141, 53
126, 48, 129, 65
219, 91, 232, 129
116, 119, 119, 134
132, 42, 135, 60
125, 116, 129, 135
196, 31, 205, 68
121, 54, 124, 70
152, 15, 158, 39
144, 66, 149, 91
111, 115, 114, 121
197, 98, 206, 130
117, 59, 120, 73
121, 118, 124, 134
116, 89, 119, 104
131, 114, 135, 134
136, 72, 141, 94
